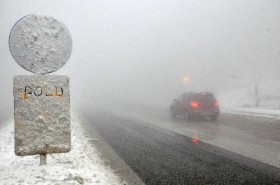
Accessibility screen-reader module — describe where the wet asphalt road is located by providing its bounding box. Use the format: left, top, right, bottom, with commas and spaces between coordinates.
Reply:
84, 111, 280, 185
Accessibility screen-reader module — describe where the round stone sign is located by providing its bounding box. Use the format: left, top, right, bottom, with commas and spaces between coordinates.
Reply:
9, 14, 72, 74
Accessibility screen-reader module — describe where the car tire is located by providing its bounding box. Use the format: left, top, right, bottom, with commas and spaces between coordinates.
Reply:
210, 115, 218, 121
170, 107, 176, 119
185, 111, 191, 121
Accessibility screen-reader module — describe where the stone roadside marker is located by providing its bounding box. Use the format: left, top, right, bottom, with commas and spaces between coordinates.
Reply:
10, 14, 72, 165
14, 75, 70, 156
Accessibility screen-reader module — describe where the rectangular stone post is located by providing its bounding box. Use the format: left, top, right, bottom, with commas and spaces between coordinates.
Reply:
14, 75, 71, 160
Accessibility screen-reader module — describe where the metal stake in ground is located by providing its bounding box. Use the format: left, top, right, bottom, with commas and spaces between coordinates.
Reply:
10, 14, 72, 165
40, 154, 47, 165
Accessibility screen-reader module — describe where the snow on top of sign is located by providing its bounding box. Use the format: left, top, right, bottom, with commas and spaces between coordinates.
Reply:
9, 14, 72, 74
0, 114, 123, 185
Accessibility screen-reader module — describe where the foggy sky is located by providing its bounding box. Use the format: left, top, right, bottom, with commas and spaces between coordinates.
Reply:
1, 0, 280, 122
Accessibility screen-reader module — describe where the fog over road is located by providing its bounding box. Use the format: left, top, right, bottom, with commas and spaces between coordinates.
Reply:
1, 0, 280, 124
81, 106, 280, 185
1, 1, 280, 184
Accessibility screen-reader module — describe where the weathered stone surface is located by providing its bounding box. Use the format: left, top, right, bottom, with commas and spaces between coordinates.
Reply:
9, 14, 72, 74
14, 75, 71, 156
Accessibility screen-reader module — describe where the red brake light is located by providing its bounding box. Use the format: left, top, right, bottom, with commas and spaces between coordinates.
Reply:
192, 133, 199, 144
191, 101, 199, 108
214, 101, 219, 107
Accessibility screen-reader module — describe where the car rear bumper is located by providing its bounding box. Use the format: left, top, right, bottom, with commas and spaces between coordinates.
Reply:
190, 109, 220, 117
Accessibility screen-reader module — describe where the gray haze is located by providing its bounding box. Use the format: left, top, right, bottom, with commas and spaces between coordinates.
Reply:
1, 0, 280, 123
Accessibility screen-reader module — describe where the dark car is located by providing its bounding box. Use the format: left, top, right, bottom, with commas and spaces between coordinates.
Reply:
170, 92, 220, 121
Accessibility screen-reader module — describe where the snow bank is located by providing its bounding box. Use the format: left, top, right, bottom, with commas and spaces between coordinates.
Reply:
223, 108, 280, 119
0, 114, 123, 185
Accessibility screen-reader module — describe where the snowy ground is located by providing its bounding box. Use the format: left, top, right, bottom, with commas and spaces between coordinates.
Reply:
0, 114, 123, 185
223, 107, 280, 119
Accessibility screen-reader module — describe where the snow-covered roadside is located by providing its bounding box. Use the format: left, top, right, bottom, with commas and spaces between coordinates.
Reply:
0, 114, 123, 185
223, 108, 280, 120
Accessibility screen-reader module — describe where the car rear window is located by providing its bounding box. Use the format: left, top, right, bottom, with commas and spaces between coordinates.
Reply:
193, 93, 216, 103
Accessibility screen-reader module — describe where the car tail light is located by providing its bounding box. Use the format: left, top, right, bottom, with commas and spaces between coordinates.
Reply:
191, 101, 199, 108
214, 101, 219, 107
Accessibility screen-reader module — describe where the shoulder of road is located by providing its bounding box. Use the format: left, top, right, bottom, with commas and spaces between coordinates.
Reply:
0, 113, 125, 185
